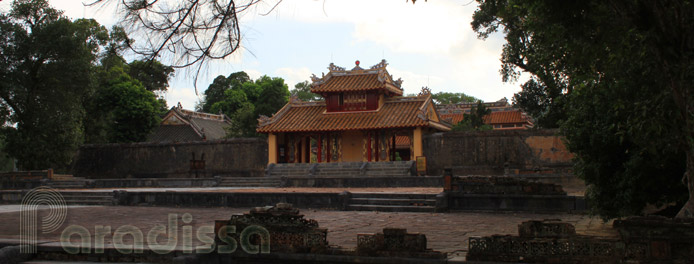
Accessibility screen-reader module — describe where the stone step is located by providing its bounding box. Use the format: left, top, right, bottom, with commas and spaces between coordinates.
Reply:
57, 193, 114, 206
351, 193, 436, 199
346, 204, 435, 213
349, 198, 435, 206
220, 178, 281, 181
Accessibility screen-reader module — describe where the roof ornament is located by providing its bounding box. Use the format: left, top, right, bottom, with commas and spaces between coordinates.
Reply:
310, 73, 320, 83
289, 95, 299, 104
377, 69, 387, 83
418, 86, 431, 96
393, 78, 403, 88
257, 115, 271, 126
328, 63, 345, 72
177, 102, 182, 109
351, 60, 363, 71
370, 59, 388, 69
417, 108, 428, 121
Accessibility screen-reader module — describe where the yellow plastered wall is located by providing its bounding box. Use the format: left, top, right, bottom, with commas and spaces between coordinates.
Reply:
413, 127, 423, 158
341, 130, 364, 162
268, 133, 277, 164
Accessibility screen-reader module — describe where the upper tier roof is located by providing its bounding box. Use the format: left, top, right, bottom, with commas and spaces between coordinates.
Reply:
256, 94, 450, 133
310, 60, 404, 95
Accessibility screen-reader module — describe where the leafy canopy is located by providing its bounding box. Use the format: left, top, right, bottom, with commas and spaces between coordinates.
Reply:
472, 0, 694, 219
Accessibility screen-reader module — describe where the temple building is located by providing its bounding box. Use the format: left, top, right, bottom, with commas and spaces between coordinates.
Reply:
147, 103, 232, 142
438, 99, 534, 130
257, 60, 451, 164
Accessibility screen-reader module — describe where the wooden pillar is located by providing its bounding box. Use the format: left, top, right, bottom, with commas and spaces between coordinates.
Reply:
375, 131, 379, 162
305, 137, 311, 163
391, 134, 396, 161
326, 133, 331, 163
413, 127, 423, 158
317, 134, 322, 163
268, 133, 277, 164
367, 131, 372, 162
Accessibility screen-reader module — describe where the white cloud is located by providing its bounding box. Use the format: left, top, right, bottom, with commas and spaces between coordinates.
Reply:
164, 87, 200, 110
274, 67, 313, 88
245, 69, 263, 80
387, 67, 445, 95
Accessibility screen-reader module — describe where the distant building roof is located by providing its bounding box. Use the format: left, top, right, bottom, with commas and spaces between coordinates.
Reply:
147, 104, 232, 142
440, 109, 534, 129
310, 60, 404, 96
256, 94, 450, 133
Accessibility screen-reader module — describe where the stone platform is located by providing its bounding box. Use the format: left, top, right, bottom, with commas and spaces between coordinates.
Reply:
0, 204, 609, 262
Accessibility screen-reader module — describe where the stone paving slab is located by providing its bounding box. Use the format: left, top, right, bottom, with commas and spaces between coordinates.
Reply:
0, 206, 613, 259
1, 187, 444, 193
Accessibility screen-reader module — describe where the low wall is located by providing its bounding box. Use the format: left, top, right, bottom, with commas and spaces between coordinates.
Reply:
446, 193, 585, 212
423, 129, 574, 176
281, 176, 442, 188
114, 191, 344, 209
72, 138, 267, 179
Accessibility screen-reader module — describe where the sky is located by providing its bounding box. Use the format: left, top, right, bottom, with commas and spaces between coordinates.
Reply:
0, 0, 526, 110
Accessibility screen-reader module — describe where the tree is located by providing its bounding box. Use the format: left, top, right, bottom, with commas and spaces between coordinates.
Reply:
0, 0, 107, 170
127, 60, 175, 92
254, 75, 289, 117
290, 81, 321, 101
90, 67, 164, 143
452, 100, 492, 131
431, 92, 477, 104
87, 0, 267, 90
200, 71, 251, 113
473, 0, 694, 218
208, 74, 288, 137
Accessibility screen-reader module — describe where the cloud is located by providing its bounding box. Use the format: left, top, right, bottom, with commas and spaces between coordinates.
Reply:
274, 67, 313, 88
164, 87, 200, 110
387, 67, 445, 95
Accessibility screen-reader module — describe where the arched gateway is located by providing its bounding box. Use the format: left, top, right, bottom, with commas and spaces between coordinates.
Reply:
257, 60, 451, 164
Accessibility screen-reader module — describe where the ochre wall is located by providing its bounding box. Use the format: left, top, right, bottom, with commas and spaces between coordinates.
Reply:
423, 129, 573, 175
341, 130, 364, 162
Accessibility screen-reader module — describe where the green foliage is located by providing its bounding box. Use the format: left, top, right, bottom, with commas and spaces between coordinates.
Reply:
473, 0, 694, 218
200, 71, 250, 113
254, 76, 290, 117
92, 67, 163, 143
431, 92, 477, 104
452, 101, 492, 131
127, 60, 174, 92
0, 0, 102, 170
0, 1, 171, 170
290, 81, 321, 101
208, 74, 289, 137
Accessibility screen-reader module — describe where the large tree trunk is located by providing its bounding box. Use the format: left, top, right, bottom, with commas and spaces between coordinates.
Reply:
676, 150, 694, 218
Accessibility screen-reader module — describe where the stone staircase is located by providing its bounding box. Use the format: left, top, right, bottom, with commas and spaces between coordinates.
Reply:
346, 192, 437, 212
58, 191, 114, 206
267, 161, 415, 178
217, 177, 281, 187
45, 175, 88, 189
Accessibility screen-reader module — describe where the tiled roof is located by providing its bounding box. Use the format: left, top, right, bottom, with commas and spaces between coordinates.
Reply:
311, 74, 383, 93
440, 110, 531, 125
395, 135, 410, 147
189, 117, 228, 140
147, 125, 203, 142
310, 60, 403, 95
147, 106, 231, 142
440, 113, 465, 125
257, 97, 446, 133
484, 111, 527, 124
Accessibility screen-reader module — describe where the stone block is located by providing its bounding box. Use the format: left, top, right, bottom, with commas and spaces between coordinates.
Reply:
518, 220, 576, 238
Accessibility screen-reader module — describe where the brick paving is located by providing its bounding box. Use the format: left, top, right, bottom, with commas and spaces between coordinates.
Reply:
0, 205, 613, 259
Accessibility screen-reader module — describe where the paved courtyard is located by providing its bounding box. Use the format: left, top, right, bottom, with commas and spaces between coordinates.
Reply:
0, 205, 612, 259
